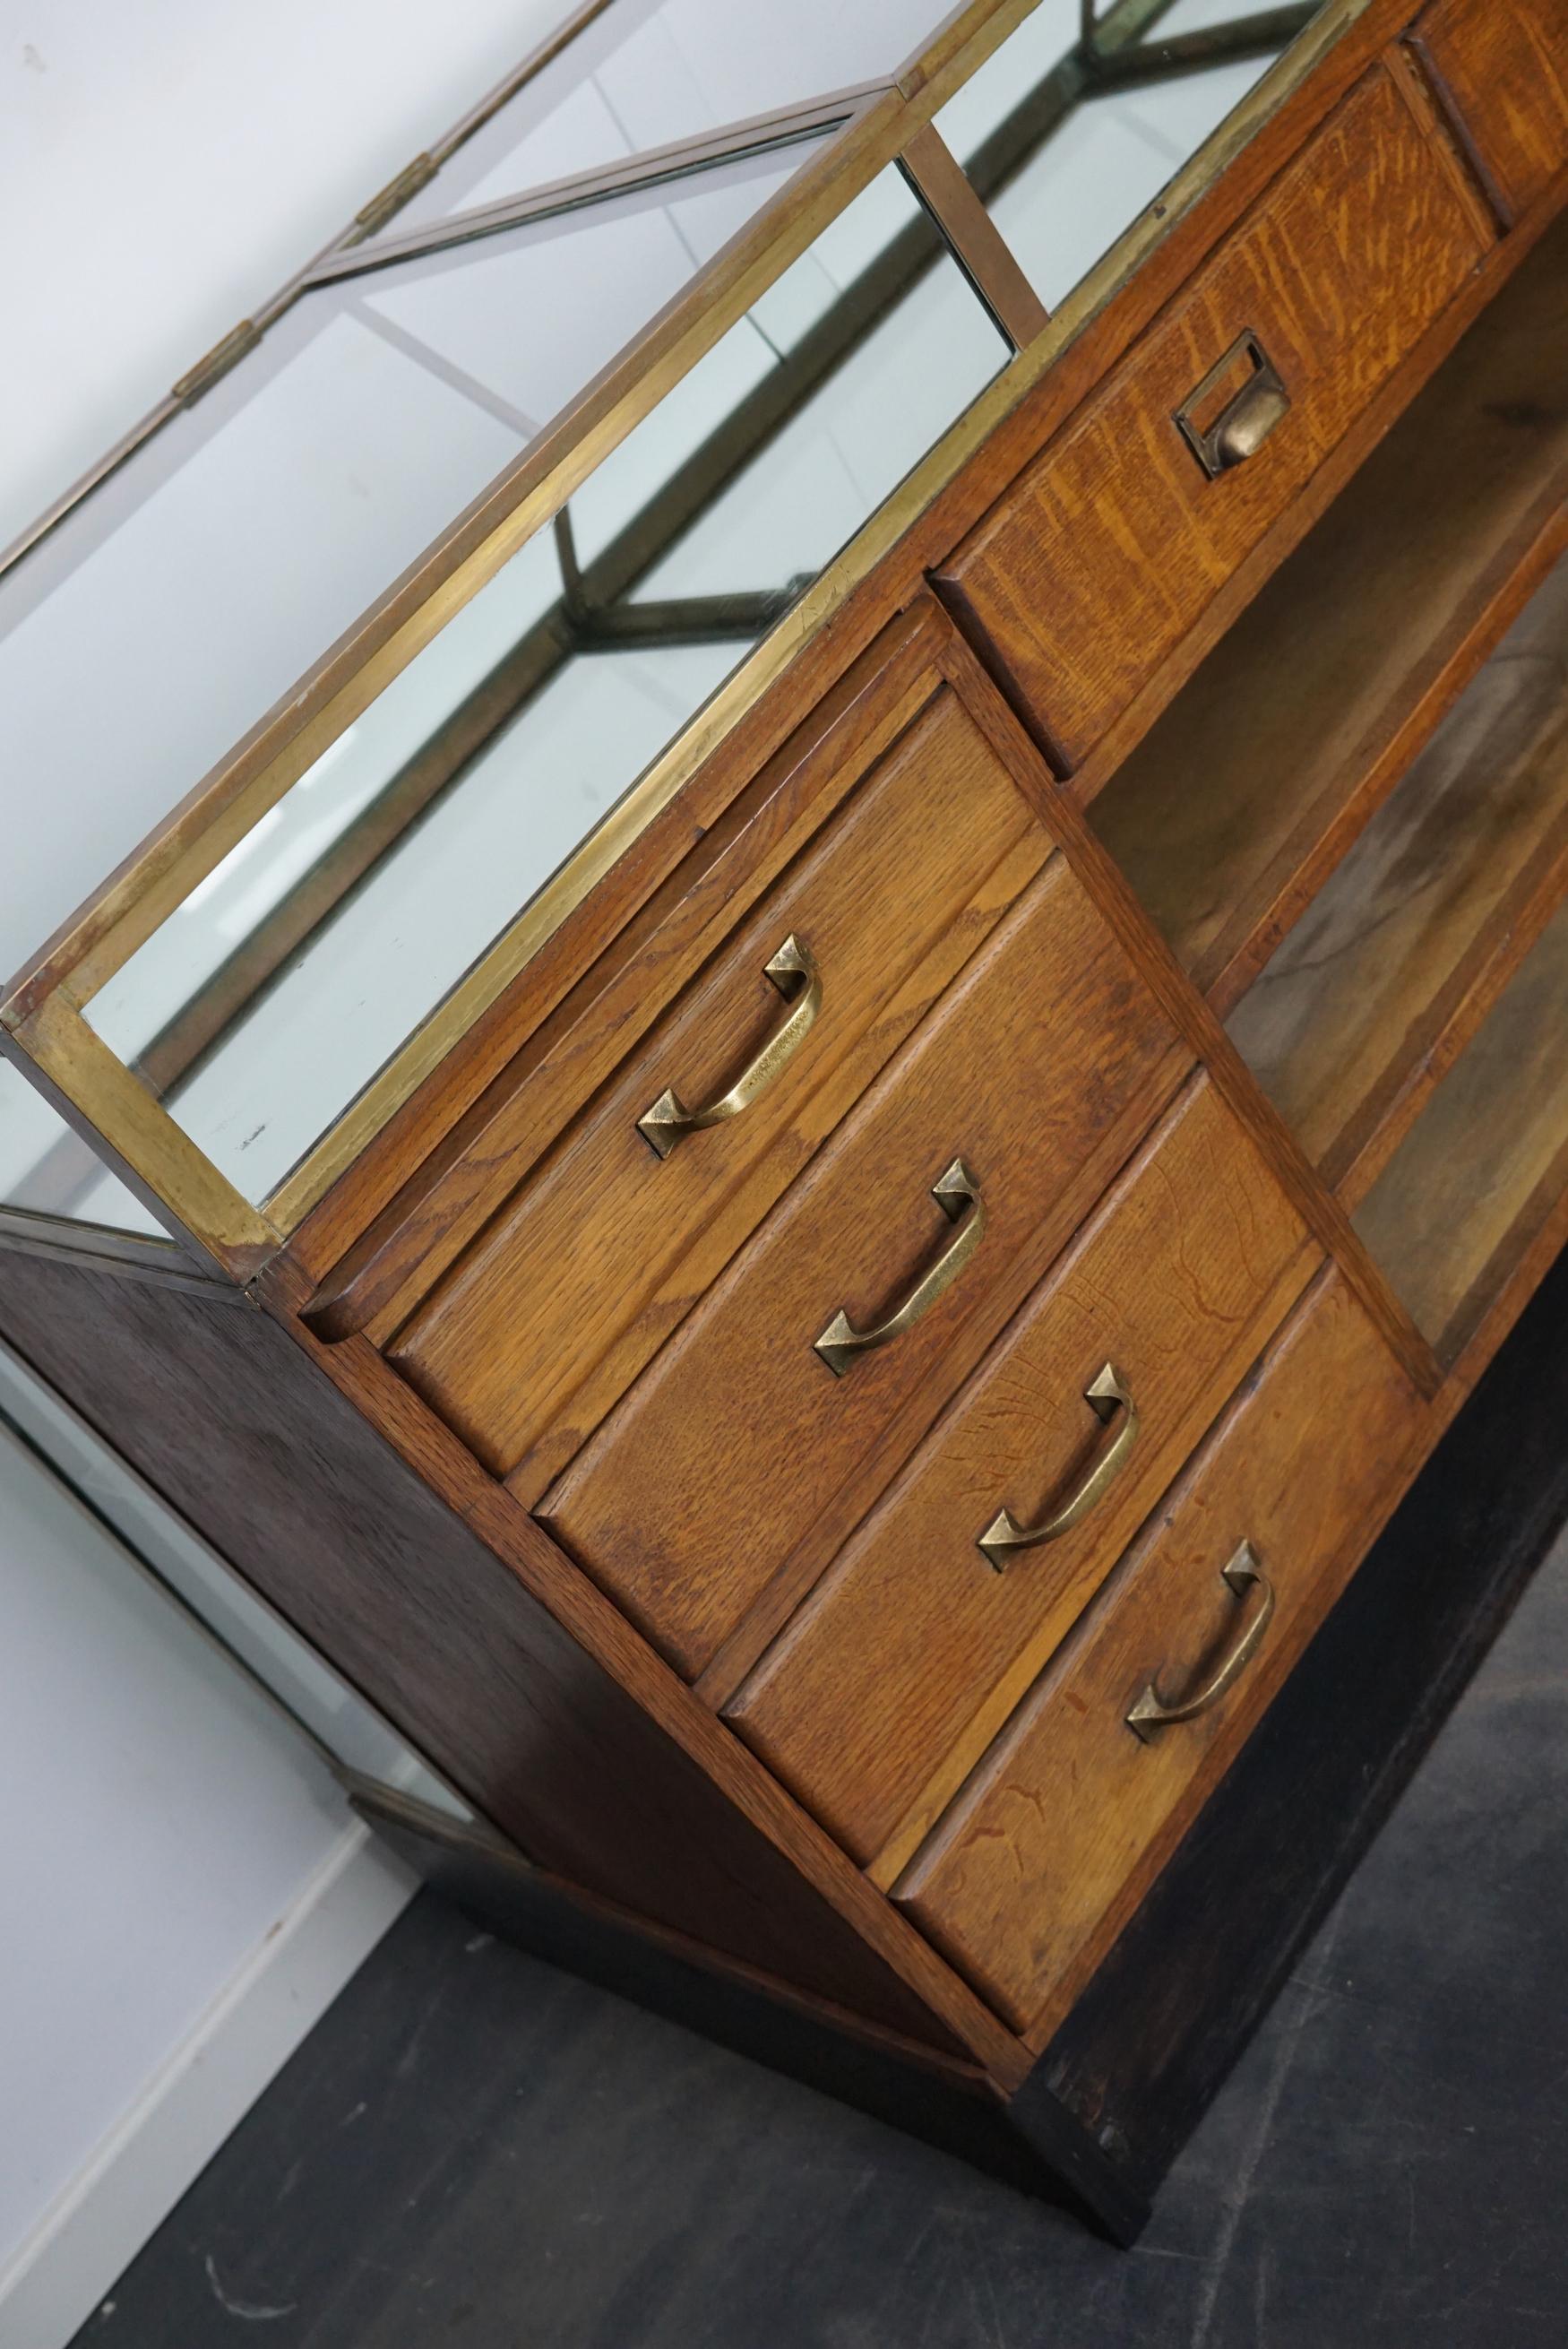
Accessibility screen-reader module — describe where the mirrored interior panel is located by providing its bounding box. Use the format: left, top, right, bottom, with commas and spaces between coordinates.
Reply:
387, 0, 955, 228
0, 1338, 468, 1813
0, 141, 817, 992
937, 0, 1322, 312
0, 1059, 165, 1239
83, 166, 1011, 1205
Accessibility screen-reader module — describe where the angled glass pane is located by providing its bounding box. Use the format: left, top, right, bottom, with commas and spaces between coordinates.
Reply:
82, 167, 1010, 1205
0, 1340, 467, 1812
389, 0, 955, 229
0, 141, 816, 996
0, 1060, 165, 1238
937, 0, 1326, 313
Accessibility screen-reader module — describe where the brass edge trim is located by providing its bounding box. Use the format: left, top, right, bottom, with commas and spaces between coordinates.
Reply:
4, 0, 1370, 1251
5, 997, 277, 1277
265, 0, 1366, 1231
312, 86, 890, 286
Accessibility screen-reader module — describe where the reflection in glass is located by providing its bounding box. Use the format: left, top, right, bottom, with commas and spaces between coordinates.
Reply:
0, 1059, 164, 1238
937, 0, 1320, 313
84, 168, 1010, 1204
391, 0, 955, 229
0, 1340, 468, 1813
0, 142, 816, 989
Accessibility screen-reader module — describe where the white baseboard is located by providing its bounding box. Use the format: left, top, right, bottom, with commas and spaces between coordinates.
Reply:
0, 1821, 417, 2349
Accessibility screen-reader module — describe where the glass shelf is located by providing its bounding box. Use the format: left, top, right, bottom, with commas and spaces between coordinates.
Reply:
0, 140, 818, 994
82, 167, 1010, 1205
0, 0, 1353, 1262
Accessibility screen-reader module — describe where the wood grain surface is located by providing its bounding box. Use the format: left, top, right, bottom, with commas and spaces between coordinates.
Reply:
1090, 208, 1568, 1003
935, 64, 1486, 772
391, 683, 1045, 1490
896, 1269, 1426, 2037
1228, 554, 1568, 1181
1353, 892, 1568, 1362
728, 1075, 1318, 1873
1411, 0, 1568, 225
540, 858, 1182, 1678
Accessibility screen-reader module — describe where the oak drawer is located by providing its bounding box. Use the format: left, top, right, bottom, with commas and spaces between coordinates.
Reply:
728, 1075, 1319, 1870
936, 64, 1488, 771
896, 1269, 1424, 2037
1412, 0, 1568, 226
390, 681, 1047, 1489
540, 859, 1188, 1678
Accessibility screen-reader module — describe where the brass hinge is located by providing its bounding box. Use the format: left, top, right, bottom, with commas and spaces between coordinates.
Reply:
354, 151, 438, 238
170, 319, 263, 407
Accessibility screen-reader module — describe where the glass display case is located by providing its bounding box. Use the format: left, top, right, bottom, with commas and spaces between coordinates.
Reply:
0, 0, 1337, 1275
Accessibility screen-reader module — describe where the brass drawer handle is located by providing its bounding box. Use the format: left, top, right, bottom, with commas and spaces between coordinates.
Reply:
978, 1362, 1139, 1571
638, 934, 822, 1160
1176, 331, 1290, 480
814, 1159, 985, 1377
1125, 1542, 1276, 1742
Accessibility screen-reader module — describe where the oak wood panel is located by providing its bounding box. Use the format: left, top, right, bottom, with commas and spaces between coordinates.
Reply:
0, 1248, 968, 2053
268, 1248, 1032, 2086
1353, 892, 1568, 1364
390, 685, 1047, 1488
729, 1075, 1319, 1871
927, 617, 1448, 1403
896, 1270, 1426, 2037
1411, 0, 1568, 226
1090, 208, 1568, 1005
1227, 553, 1568, 1186
287, 2, 1454, 1283
302, 606, 947, 1343
540, 859, 1183, 1678
935, 63, 1488, 772
1040, 1236, 1568, 2208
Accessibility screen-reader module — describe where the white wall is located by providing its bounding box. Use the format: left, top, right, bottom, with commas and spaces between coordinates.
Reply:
0, 4, 574, 2340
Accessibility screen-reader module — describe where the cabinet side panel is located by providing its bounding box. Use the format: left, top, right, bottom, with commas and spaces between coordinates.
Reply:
0, 1246, 961, 2053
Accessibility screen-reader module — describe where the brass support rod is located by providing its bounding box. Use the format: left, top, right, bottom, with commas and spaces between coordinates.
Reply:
898, 123, 1051, 349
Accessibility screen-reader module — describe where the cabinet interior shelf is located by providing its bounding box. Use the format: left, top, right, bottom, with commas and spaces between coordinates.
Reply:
1351, 894, 1568, 1369
1225, 552, 1568, 1208
1090, 205, 1568, 1017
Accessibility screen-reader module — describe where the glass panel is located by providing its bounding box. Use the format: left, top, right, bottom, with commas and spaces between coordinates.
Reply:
1227, 555, 1568, 1179
937, 0, 1323, 313
1352, 894, 1568, 1366
83, 168, 1010, 1205
0, 1339, 468, 1812
0, 141, 816, 992
0, 1059, 164, 1238
392, 0, 955, 227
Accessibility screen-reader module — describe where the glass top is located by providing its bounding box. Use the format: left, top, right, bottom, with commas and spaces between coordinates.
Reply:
390, 0, 955, 229
82, 165, 1010, 1203
0, 1060, 165, 1238
2, 0, 1344, 1246
0, 138, 817, 993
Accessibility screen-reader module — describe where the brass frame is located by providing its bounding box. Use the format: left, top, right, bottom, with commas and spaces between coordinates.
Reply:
0, 0, 1357, 1274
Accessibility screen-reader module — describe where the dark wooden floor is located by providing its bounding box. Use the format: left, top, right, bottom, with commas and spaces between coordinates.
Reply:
76, 1524, 1568, 2349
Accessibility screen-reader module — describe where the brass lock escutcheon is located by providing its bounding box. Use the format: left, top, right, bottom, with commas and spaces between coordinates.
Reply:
1176, 331, 1290, 479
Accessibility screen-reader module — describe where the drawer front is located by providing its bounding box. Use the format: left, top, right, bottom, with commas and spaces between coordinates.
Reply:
728, 1075, 1319, 1870
936, 65, 1487, 771
540, 859, 1187, 1678
896, 1269, 1424, 2037
391, 682, 1046, 1488
1413, 0, 1568, 225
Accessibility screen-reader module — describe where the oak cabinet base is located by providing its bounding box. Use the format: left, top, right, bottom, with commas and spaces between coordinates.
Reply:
346, 1235, 1568, 2241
